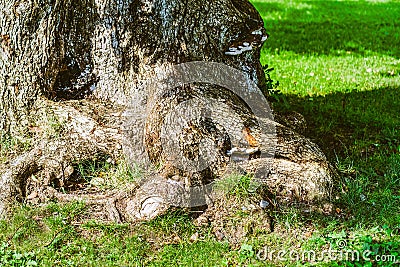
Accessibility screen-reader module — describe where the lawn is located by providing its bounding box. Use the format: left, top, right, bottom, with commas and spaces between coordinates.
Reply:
1, 1, 399, 266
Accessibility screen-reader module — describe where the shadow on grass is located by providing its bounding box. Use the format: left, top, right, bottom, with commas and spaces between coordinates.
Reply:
252, 1, 400, 57
274, 86, 400, 159
270, 85, 400, 231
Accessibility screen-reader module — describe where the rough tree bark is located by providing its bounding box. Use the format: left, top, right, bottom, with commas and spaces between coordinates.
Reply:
0, 0, 337, 221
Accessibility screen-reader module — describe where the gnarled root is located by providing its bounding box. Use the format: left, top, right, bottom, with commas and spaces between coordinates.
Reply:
0, 99, 338, 223
0, 99, 124, 219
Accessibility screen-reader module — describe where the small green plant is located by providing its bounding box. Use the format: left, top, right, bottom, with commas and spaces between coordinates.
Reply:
239, 244, 255, 262
0, 135, 31, 155
75, 154, 112, 183
263, 64, 280, 92
263, 64, 289, 108
215, 174, 254, 197
0, 243, 38, 267
79, 158, 143, 189
46, 114, 65, 139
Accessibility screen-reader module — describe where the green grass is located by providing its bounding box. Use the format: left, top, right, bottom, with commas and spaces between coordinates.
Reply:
254, 0, 400, 228
1, 0, 400, 266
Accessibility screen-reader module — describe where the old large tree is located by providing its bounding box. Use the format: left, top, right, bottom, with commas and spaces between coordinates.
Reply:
0, 0, 337, 221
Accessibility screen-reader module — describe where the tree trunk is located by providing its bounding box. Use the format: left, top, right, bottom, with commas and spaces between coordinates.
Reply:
0, 0, 338, 221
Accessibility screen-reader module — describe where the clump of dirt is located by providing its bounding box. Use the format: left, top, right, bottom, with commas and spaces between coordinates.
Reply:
192, 190, 273, 248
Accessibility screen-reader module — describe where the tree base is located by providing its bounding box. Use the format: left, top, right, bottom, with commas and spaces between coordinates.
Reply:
0, 98, 338, 222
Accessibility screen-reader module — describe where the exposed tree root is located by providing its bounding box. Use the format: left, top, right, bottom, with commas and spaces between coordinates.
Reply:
0, 99, 338, 223
0, 99, 124, 219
